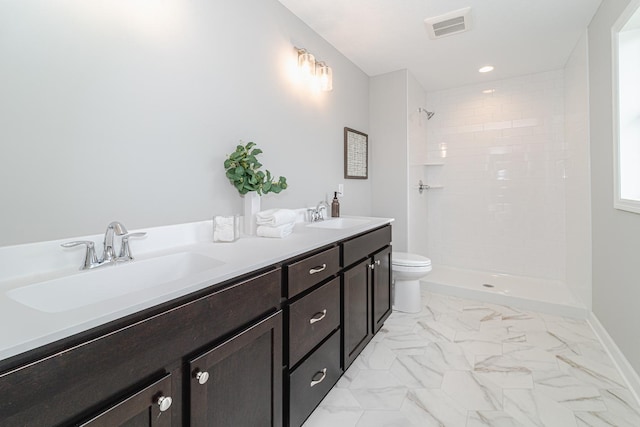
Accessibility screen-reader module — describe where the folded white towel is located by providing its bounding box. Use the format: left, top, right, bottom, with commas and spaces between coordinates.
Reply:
213, 216, 237, 242
256, 222, 295, 238
256, 209, 297, 227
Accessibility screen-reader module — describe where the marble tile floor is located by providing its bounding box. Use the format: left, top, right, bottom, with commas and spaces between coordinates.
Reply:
302, 290, 640, 427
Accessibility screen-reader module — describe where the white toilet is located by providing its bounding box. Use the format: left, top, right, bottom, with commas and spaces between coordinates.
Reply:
392, 252, 432, 313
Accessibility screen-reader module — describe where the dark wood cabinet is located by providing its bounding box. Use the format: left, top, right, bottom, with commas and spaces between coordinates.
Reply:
341, 225, 392, 369
0, 224, 393, 427
189, 311, 283, 427
343, 258, 373, 368
284, 246, 343, 427
79, 374, 173, 427
372, 246, 392, 333
0, 268, 281, 427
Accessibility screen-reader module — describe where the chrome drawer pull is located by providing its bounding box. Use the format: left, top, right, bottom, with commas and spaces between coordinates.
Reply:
309, 309, 327, 324
375, 259, 381, 266
310, 368, 327, 387
309, 264, 327, 274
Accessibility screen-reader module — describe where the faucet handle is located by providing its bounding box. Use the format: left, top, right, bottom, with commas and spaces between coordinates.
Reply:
118, 232, 147, 261
61, 240, 99, 270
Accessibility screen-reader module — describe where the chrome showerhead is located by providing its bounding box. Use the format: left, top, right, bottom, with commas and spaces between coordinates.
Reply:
418, 107, 435, 120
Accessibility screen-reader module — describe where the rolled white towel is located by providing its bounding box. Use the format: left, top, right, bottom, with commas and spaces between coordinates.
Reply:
256, 222, 295, 238
256, 209, 297, 227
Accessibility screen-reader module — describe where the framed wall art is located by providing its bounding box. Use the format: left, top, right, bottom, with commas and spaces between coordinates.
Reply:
344, 127, 368, 179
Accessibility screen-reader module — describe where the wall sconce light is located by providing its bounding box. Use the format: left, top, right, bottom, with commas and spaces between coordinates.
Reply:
297, 47, 333, 92
297, 48, 316, 78
316, 62, 333, 92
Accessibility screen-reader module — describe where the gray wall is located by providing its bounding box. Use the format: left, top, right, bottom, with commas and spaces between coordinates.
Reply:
564, 32, 593, 309
589, 0, 640, 372
370, 70, 409, 251
0, 0, 371, 246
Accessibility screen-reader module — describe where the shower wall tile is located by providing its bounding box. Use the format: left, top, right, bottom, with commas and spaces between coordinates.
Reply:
426, 70, 567, 281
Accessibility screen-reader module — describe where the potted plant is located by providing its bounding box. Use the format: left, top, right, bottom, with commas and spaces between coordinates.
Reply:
224, 141, 288, 234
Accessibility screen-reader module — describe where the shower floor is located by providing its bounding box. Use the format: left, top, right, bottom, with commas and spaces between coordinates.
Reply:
422, 265, 588, 319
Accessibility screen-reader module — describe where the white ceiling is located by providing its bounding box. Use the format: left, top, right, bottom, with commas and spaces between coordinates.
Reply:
278, 0, 602, 91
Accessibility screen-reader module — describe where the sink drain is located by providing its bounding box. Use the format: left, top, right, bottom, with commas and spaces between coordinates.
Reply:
482, 283, 495, 288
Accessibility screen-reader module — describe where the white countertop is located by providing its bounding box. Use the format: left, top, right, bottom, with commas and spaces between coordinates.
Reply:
0, 216, 392, 363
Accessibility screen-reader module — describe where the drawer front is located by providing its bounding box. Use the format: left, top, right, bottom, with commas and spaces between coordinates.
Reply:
289, 277, 340, 366
287, 246, 340, 298
342, 225, 391, 268
289, 330, 342, 427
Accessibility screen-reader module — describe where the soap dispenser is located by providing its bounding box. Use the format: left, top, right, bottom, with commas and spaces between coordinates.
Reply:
331, 192, 340, 217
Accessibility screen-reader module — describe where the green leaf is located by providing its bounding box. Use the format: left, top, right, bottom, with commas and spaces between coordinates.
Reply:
250, 148, 263, 156
235, 166, 244, 176
263, 181, 271, 192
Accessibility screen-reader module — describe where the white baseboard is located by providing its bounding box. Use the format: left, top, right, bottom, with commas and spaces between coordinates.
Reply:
588, 312, 640, 405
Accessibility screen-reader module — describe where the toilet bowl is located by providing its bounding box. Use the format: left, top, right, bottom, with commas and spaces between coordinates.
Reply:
392, 252, 432, 313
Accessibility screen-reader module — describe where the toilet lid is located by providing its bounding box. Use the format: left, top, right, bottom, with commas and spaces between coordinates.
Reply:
392, 252, 432, 267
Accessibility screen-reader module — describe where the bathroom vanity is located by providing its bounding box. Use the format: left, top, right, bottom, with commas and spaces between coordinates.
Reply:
0, 219, 392, 426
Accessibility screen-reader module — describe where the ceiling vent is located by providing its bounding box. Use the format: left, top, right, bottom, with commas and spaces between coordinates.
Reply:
424, 7, 472, 40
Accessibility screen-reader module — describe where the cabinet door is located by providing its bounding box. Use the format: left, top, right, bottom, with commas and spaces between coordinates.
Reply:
80, 374, 173, 427
342, 259, 372, 369
372, 246, 392, 333
189, 311, 283, 427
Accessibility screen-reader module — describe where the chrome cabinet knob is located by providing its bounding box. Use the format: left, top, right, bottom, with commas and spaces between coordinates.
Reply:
194, 370, 210, 385
157, 395, 172, 412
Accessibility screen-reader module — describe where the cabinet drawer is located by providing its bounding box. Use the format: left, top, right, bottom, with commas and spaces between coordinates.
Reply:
289, 277, 340, 366
342, 225, 391, 268
289, 330, 342, 427
287, 246, 340, 298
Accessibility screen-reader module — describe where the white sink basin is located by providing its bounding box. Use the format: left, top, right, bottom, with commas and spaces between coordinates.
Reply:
7, 252, 224, 313
306, 218, 369, 229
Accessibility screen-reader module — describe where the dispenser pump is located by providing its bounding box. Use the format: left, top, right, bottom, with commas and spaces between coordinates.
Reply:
331, 192, 340, 217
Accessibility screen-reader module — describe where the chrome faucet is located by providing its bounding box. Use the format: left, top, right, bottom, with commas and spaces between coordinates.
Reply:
61, 221, 146, 270
102, 221, 128, 263
308, 201, 330, 222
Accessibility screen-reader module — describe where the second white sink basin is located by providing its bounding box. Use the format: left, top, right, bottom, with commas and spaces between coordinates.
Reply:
306, 218, 369, 229
7, 252, 224, 313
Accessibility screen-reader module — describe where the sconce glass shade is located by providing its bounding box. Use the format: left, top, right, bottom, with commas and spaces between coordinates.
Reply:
317, 62, 333, 92
298, 49, 316, 78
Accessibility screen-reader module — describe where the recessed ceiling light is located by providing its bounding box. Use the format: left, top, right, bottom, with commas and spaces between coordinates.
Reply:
478, 65, 494, 73
482, 89, 495, 94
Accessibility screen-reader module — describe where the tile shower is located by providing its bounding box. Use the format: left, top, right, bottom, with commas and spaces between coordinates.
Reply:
424, 70, 568, 281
